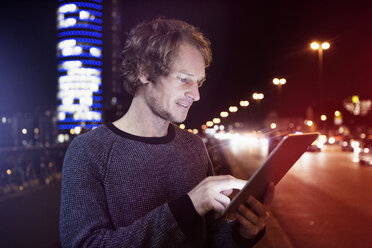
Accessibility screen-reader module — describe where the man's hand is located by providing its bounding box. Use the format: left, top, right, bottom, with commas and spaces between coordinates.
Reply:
187, 175, 246, 217
236, 182, 275, 239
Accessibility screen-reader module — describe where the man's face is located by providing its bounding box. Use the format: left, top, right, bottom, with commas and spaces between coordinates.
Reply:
143, 42, 206, 123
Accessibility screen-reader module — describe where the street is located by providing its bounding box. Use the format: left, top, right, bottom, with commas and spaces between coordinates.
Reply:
225, 142, 372, 247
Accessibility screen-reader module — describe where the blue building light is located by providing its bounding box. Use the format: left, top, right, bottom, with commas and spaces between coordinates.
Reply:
59, 0, 103, 2
74, 2, 103, 10
58, 23, 103, 32
58, 59, 103, 67
57, 0, 103, 133
92, 96, 103, 101
58, 30, 102, 38
59, 38, 103, 45
57, 52, 102, 59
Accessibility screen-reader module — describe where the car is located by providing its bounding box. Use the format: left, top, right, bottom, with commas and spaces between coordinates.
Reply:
307, 144, 321, 152
359, 137, 372, 166
307, 134, 326, 152
359, 146, 372, 166
341, 139, 360, 152
341, 140, 354, 151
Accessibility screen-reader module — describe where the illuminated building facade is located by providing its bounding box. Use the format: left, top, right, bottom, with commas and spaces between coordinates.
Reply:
57, 0, 103, 135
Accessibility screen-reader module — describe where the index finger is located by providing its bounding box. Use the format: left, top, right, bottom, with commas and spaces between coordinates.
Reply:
213, 176, 247, 192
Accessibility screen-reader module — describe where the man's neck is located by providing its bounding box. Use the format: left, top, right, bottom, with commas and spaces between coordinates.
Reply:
113, 96, 170, 137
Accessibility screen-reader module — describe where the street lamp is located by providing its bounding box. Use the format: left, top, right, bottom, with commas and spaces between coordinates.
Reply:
213, 118, 221, 124
311, 41, 330, 101
206, 121, 214, 127
311, 42, 330, 50
240, 100, 249, 107
220, 111, 229, 118
272, 78, 286, 92
273, 78, 286, 115
273, 78, 286, 86
252, 92, 264, 100
252, 92, 264, 121
229, 106, 238, 112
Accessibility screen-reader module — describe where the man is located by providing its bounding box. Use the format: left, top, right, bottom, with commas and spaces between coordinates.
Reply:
60, 17, 275, 247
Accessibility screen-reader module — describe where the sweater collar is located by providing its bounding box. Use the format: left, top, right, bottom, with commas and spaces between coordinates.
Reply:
105, 122, 175, 144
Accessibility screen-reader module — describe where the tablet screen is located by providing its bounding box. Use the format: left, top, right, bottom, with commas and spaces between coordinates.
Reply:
222, 132, 319, 216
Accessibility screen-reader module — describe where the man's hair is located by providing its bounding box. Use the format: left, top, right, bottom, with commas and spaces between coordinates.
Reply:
121, 17, 212, 95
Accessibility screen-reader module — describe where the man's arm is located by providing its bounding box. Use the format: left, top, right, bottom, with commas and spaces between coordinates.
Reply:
188, 174, 275, 247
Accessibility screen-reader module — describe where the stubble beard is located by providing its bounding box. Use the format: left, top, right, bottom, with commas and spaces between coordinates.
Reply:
148, 94, 187, 124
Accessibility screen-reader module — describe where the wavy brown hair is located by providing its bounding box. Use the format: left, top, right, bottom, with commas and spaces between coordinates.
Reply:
121, 17, 212, 95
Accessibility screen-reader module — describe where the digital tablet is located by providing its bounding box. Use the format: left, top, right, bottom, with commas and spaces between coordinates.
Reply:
221, 132, 319, 216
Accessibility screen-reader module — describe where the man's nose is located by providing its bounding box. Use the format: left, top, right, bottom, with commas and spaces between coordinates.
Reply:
186, 82, 200, 102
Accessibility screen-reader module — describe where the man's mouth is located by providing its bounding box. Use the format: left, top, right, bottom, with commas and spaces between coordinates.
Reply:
177, 102, 191, 109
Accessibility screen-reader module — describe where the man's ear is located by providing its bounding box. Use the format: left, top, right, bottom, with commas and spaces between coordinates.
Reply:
138, 67, 151, 84
138, 73, 150, 84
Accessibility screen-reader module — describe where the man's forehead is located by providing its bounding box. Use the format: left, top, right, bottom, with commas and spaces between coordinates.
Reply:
171, 44, 206, 79
178, 69, 204, 77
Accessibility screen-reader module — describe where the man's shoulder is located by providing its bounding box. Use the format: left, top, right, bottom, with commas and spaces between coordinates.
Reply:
68, 124, 115, 151
172, 123, 206, 149
64, 125, 118, 169
172, 124, 201, 140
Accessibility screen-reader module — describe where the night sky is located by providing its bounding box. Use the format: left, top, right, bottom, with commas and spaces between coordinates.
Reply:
1, 0, 371, 128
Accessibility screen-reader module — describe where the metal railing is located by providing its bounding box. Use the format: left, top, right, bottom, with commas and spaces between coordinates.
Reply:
0, 144, 68, 198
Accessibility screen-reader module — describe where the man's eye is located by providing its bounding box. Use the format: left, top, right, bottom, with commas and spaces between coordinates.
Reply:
178, 77, 188, 83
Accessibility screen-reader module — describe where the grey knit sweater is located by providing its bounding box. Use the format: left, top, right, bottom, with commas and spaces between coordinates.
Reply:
59, 123, 263, 247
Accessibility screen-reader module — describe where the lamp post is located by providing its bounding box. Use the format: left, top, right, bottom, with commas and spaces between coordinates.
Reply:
272, 78, 286, 97
273, 78, 286, 115
310, 41, 330, 102
252, 92, 264, 121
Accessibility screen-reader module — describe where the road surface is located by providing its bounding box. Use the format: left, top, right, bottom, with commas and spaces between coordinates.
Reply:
225, 143, 372, 247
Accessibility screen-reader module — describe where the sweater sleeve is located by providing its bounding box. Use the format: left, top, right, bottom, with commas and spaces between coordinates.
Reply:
203, 140, 265, 247
207, 217, 266, 248
59, 135, 196, 248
